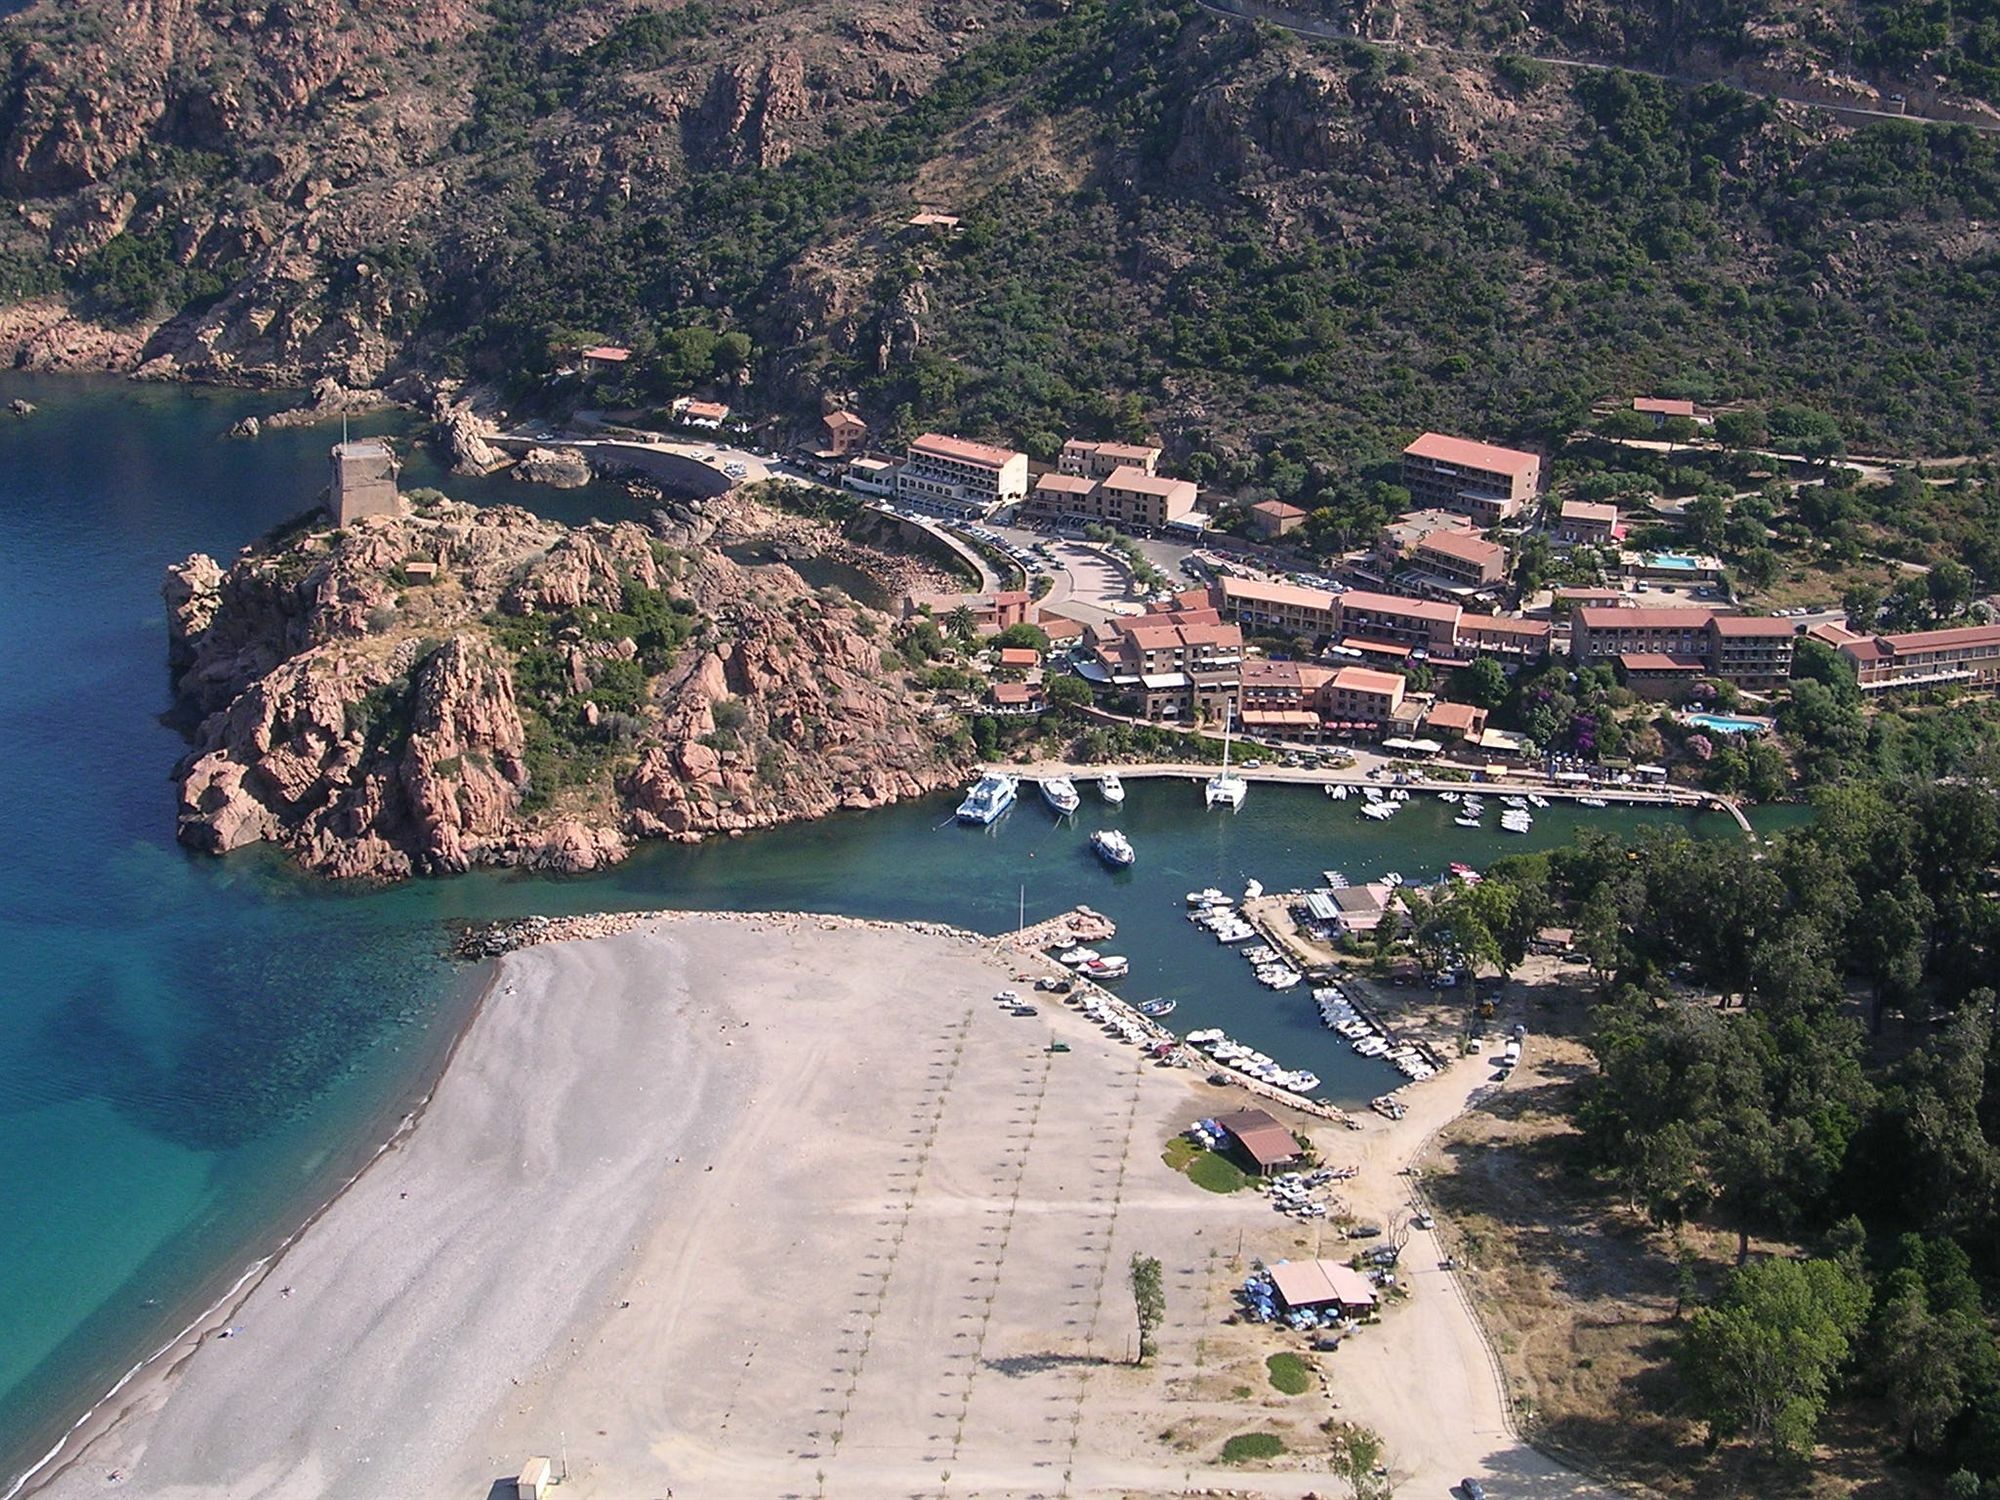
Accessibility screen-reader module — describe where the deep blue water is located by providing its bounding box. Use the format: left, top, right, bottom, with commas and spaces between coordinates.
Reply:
0, 374, 1778, 1490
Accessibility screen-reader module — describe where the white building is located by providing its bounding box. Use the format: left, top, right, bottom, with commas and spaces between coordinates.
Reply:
895, 433, 1029, 518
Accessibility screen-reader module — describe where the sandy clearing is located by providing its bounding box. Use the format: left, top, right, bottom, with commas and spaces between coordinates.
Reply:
33, 914, 1611, 1500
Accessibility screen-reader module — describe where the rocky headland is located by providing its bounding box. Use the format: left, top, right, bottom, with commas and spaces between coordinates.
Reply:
164, 491, 967, 880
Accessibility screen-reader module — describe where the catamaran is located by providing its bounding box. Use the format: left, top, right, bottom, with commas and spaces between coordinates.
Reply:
1098, 771, 1125, 805
1041, 774, 1081, 816
956, 771, 1018, 825
1090, 828, 1136, 868
1205, 707, 1248, 810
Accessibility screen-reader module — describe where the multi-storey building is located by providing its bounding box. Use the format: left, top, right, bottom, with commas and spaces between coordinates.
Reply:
1571, 607, 1796, 690
1214, 577, 1341, 640
1320, 666, 1406, 728
1412, 529, 1508, 588
1095, 465, 1198, 530
1454, 613, 1552, 663
1555, 500, 1619, 546
1333, 589, 1462, 653
1810, 622, 2000, 693
1058, 439, 1162, 480
1401, 433, 1541, 526
1374, 508, 1473, 570
895, 433, 1029, 517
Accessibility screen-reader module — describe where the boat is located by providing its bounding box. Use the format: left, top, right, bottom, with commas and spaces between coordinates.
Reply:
1205, 707, 1248, 810
1041, 775, 1081, 816
1186, 887, 1229, 907
1098, 771, 1126, 805
1362, 801, 1396, 820
1453, 815, 1483, 828
956, 771, 1019, 825
1090, 828, 1135, 868
1243, 878, 1264, 900
1438, 791, 1459, 803
1325, 783, 1350, 801
1137, 997, 1177, 1018
1056, 946, 1099, 967
1322, 869, 1350, 889
1578, 795, 1609, 808
1082, 955, 1130, 981
1528, 793, 1550, 809
1362, 785, 1383, 803
1500, 810, 1533, 834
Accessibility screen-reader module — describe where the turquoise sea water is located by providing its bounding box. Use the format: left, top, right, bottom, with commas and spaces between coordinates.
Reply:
0, 374, 1787, 1490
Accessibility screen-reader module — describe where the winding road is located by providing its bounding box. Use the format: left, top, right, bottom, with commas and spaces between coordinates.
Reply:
1197, 0, 2000, 134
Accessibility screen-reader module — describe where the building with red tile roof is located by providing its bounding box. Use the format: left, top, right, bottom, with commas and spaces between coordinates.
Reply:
1401, 433, 1542, 524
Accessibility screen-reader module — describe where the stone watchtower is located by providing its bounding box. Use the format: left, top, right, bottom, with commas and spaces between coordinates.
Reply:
329, 438, 401, 526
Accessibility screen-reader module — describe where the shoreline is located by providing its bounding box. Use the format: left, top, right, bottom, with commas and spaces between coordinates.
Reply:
5, 958, 507, 1500
12, 909, 1596, 1498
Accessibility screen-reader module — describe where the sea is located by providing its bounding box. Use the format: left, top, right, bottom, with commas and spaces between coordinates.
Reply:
0, 371, 1787, 1490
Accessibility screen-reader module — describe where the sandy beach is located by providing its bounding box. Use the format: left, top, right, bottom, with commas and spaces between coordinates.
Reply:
31, 913, 1607, 1499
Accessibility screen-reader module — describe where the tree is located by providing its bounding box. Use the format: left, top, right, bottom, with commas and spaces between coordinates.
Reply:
1045, 673, 1093, 710
946, 605, 977, 642
1714, 408, 1769, 449
1929, 559, 1975, 622
1686, 493, 1728, 552
1680, 1257, 1870, 1461
1456, 656, 1508, 710
1737, 547, 1781, 591
1840, 582, 1885, 630
1129, 1253, 1163, 1365
992, 622, 1051, 653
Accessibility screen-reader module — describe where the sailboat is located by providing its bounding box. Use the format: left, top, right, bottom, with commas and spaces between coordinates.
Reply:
1205, 706, 1248, 810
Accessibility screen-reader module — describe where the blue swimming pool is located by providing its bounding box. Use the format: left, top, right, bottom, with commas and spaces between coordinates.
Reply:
1646, 552, 1701, 571
1686, 712, 1768, 734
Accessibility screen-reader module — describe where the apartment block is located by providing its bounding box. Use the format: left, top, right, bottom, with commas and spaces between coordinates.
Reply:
1401, 433, 1541, 526
1413, 529, 1508, 588
1213, 577, 1341, 640
1455, 612, 1552, 662
1320, 666, 1407, 728
1571, 607, 1796, 690
1811, 621, 2000, 693
1094, 465, 1199, 529
1333, 589, 1461, 653
895, 433, 1029, 517
1058, 439, 1162, 480
1555, 500, 1619, 546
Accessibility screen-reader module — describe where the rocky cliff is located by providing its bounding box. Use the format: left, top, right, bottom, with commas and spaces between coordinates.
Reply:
164, 495, 965, 880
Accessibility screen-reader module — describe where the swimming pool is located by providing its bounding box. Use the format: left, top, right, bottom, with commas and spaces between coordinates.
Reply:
1686, 712, 1769, 734
1645, 553, 1701, 571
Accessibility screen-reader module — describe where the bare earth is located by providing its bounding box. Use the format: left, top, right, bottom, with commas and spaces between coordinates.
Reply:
33, 915, 1612, 1500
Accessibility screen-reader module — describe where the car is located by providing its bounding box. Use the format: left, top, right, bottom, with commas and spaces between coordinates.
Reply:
1349, 1223, 1383, 1239
1413, 1211, 1435, 1230
993, 989, 1021, 1003
1460, 1481, 1488, 1500
1241, 758, 1263, 769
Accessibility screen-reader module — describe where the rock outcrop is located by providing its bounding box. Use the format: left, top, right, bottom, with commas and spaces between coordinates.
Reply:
163, 498, 965, 880
513, 446, 592, 488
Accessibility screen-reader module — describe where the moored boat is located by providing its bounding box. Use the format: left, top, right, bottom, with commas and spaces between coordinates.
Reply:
1137, 997, 1176, 1018
1098, 771, 1126, 805
1205, 707, 1248, 810
1041, 775, 1081, 816
956, 771, 1019, 825
1090, 828, 1135, 868
1082, 954, 1130, 981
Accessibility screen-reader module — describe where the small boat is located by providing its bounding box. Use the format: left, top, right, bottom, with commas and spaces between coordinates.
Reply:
1578, 795, 1609, 808
1322, 869, 1350, 889
1098, 772, 1126, 805
1137, 997, 1176, 1018
1528, 793, 1550, 809
956, 771, 1019, 825
1243, 878, 1264, 900
1454, 815, 1483, 828
1438, 791, 1459, 803
1057, 946, 1099, 967
1362, 785, 1383, 803
1041, 775, 1081, 816
1082, 955, 1130, 981
1186, 887, 1229, 907
1091, 828, 1135, 868
1362, 801, 1396, 820
1326, 783, 1350, 801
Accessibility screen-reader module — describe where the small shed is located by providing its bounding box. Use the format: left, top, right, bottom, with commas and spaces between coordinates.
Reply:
1214, 1108, 1302, 1175
516, 1455, 553, 1499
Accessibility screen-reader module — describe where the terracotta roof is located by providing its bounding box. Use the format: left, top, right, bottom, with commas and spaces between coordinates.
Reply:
997, 647, 1041, 666
1340, 588, 1461, 624
1241, 659, 1304, 687
1619, 652, 1702, 672
1560, 500, 1619, 524
1634, 397, 1696, 416
1217, 576, 1339, 612
679, 399, 730, 420
1458, 614, 1550, 638
1425, 700, 1487, 732
1033, 473, 1097, 495
1330, 665, 1405, 696
824, 410, 866, 431
580, 345, 631, 361
1215, 1109, 1300, 1169
1417, 530, 1506, 566
1041, 617, 1084, 641
1403, 432, 1540, 477
1066, 439, 1161, 462
1708, 615, 1798, 637
1343, 637, 1412, 657
1100, 464, 1195, 500
1251, 500, 1309, 519
990, 681, 1036, 704
1576, 606, 1714, 630
1878, 623, 2000, 652
910, 432, 1022, 468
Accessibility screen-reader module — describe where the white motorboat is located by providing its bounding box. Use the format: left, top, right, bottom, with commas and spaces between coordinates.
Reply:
1243, 878, 1264, 900
1056, 946, 1099, 967
1362, 801, 1396, 820
1528, 793, 1550, 809
1041, 775, 1081, 816
1082, 955, 1130, 981
1098, 771, 1126, 805
1454, 814, 1483, 828
1326, 783, 1350, 800
1362, 785, 1383, 802
1186, 887, 1229, 907
1205, 707, 1248, 810
1578, 795, 1609, 808
956, 772, 1018, 824
1090, 828, 1135, 868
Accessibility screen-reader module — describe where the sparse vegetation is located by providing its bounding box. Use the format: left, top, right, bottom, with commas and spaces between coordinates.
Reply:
1218, 1430, 1287, 1464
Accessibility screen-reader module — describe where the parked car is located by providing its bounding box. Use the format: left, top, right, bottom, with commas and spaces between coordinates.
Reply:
1460, 1481, 1487, 1500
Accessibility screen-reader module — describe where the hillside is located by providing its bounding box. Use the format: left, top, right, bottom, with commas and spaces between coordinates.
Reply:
2, 0, 1998, 489
164, 490, 963, 878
